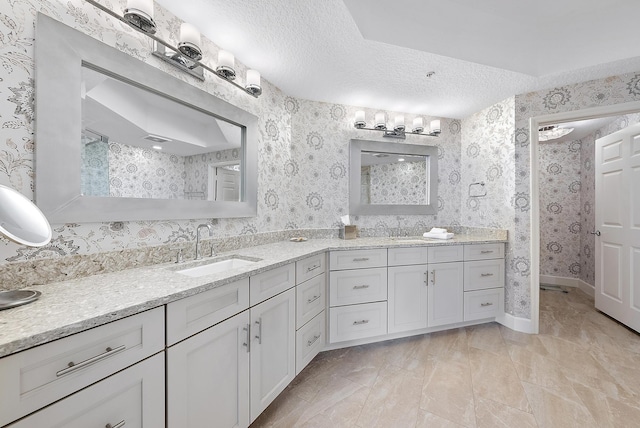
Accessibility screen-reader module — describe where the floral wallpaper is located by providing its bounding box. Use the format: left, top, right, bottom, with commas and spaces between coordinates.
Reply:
108, 141, 185, 199
184, 148, 241, 199
365, 161, 427, 205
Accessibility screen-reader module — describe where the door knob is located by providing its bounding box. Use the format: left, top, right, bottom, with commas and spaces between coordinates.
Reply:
590, 230, 601, 236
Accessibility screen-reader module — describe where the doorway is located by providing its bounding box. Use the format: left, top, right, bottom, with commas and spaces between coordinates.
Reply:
529, 100, 640, 334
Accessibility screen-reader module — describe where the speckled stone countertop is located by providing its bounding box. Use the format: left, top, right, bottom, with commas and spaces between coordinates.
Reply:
0, 234, 506, 358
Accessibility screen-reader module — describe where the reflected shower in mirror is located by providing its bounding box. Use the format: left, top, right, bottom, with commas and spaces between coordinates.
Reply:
360, 152, 427, 205
80, 66, 242, 202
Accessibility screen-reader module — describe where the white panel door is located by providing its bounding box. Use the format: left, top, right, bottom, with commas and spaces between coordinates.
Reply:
388, 265, 428, 333
427, 262, 464, 327
595, 123, 640, 332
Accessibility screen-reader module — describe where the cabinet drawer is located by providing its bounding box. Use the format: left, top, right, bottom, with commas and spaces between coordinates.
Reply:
464, 289, 504, 321
296, 273, 326, 328
296, 253, 326, 284
250, 263, 295, 306
463, 259, 505, 291
388, 246, 429, 266
8, 352, 165, 428
427, 245, 463, 263
464, 243, 505, 261
329, 248, 387, 270
167, 278, 249, 346
0, 307, 164, 427
329, 267, 387, 306
330, 302, 387, 343
296, 311, 325, 375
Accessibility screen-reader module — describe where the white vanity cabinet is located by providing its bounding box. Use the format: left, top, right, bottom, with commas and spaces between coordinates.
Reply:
463, 243, 505, 321
0, 307, 165, 427
427, 261, 464, 327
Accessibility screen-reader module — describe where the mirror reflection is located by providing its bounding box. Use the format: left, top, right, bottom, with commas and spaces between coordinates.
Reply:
360, 151, 427, 205
80, 66, 242, 202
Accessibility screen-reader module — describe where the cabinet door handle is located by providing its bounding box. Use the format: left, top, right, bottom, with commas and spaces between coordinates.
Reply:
424, 271, 428, 285
481, 302, 494, 307
56, 345, 126, 377
106, 421, 125, 428
307, 334, 321, 347
480, 273, 494, 277
307, 294, 321, 304
480, 250, 494, 254
254, 318, 262, 344
307, 264, 321, 273
353, 319, 369, 325
431, 270, 436, 285
243, 324, 250, 353
353, 285, 370, 290
352, 257, 370, 262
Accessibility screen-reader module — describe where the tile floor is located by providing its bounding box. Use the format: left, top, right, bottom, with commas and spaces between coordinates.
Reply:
250, 288, 640, 427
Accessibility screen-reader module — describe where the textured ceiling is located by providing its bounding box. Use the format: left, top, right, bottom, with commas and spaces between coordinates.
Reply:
155, 0, 640, 119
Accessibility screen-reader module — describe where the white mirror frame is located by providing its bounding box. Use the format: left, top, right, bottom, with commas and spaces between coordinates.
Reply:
34, 13, 258, 223
349, 139, 438, 215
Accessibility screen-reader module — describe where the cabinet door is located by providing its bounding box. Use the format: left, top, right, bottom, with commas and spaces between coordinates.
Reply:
167, 311, 250, 428
250, 288, 296, 423
388, 265, 428, 333
427, 262, 464, 327
8, 353, 164, 428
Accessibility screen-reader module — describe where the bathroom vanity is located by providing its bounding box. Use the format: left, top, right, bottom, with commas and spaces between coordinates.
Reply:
0, 235, 505, 427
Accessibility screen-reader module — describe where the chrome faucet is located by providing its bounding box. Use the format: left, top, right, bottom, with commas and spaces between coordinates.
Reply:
195, 224, 213, 260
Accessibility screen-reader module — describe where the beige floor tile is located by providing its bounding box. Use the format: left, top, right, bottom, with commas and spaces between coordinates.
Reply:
299, 386, 370, 428
522, 381, 599, 428
415, 409, 467, 428
474, 397, 537, 428
468, 347, 531, 412
466, 323, 508, 356
250, 390, 310, 428
410, 328, 468, 360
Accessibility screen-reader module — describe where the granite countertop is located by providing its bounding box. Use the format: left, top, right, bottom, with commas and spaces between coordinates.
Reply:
0, 234, 506, 358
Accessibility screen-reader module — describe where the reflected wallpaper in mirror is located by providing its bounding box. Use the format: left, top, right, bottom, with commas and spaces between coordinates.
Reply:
80, 66, 243, 201
360, 151, 427, 205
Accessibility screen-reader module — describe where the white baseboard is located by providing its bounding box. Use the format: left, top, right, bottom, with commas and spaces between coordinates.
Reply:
497, 313, 536, 334
540, 274, 594, 298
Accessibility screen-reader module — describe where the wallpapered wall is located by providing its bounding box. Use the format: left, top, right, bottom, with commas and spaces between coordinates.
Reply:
366, 161, 427, 205
0, 0, 455, 265
184, 148, 241, 199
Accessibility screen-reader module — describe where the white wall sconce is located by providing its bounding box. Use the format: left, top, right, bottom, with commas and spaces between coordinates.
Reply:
124, 0, 156, 34
354, 111, 441, 139
85, 0, 262, 98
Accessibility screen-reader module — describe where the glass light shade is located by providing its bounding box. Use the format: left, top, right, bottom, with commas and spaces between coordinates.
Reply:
124, 0, 156, 34
430, 119, 441, 134
178, 23, 202, 60
412, 117, 424, 133
354, 110, 366, 128
216, 50, 236, 80
394, 115, 405, 132
127, 0, 154, 17
245, 69, 262, 96
374, 112, 386, 130
538, 126, 574, 141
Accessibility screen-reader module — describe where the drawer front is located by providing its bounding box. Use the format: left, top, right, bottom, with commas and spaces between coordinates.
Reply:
8, 352, 165, 428
167, 278, 250, 346
329, 248, 387, 270
427, 245, 464, 263
330, 302, 387, 343
296, 273, 326, 328
329, 267, 387, 306
464, 243, 505, 261
296, 311, 326, 375
388, 247, 429, 266
296, 253, 326, 284
463, 259, 505, 291
464, 288, 504, 321
0, 307, 164, 427
250, 263, 296, 306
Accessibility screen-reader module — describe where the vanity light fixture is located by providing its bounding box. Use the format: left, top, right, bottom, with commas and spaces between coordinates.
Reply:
84, 0, 262, 98
354, 111, 441, 139
538, 125, 574, 141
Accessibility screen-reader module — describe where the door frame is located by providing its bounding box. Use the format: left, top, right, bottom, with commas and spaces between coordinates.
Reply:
529, 100, 640, 334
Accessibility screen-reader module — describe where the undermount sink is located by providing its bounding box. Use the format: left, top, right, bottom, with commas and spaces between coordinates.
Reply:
175, 256, 259, 277
391, 237, 432, 243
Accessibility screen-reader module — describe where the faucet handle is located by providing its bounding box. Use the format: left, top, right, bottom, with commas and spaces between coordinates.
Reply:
170, 247, 184, 263
210, 242, 216, 257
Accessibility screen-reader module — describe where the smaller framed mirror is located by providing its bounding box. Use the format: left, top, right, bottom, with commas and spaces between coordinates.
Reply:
349, 139, 438, 215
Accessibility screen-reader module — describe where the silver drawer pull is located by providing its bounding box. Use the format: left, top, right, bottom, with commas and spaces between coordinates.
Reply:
56, 345, 126, 377
480, 302, 494, 307
254, 318, 262, 344
353, 319, 369, 325
353, 285, 370, 290
307, 295, 321, 304
307, 334, 321, 347
480, 273, 494, 277
480, 250, 494, 254
106, 421, 125, 428
352, 257, 370, 262
306, 264, 321, 273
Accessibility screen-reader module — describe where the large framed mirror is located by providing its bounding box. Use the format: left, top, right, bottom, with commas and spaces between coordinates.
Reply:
35, 13, 258, 223
349, 139, 438, 215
